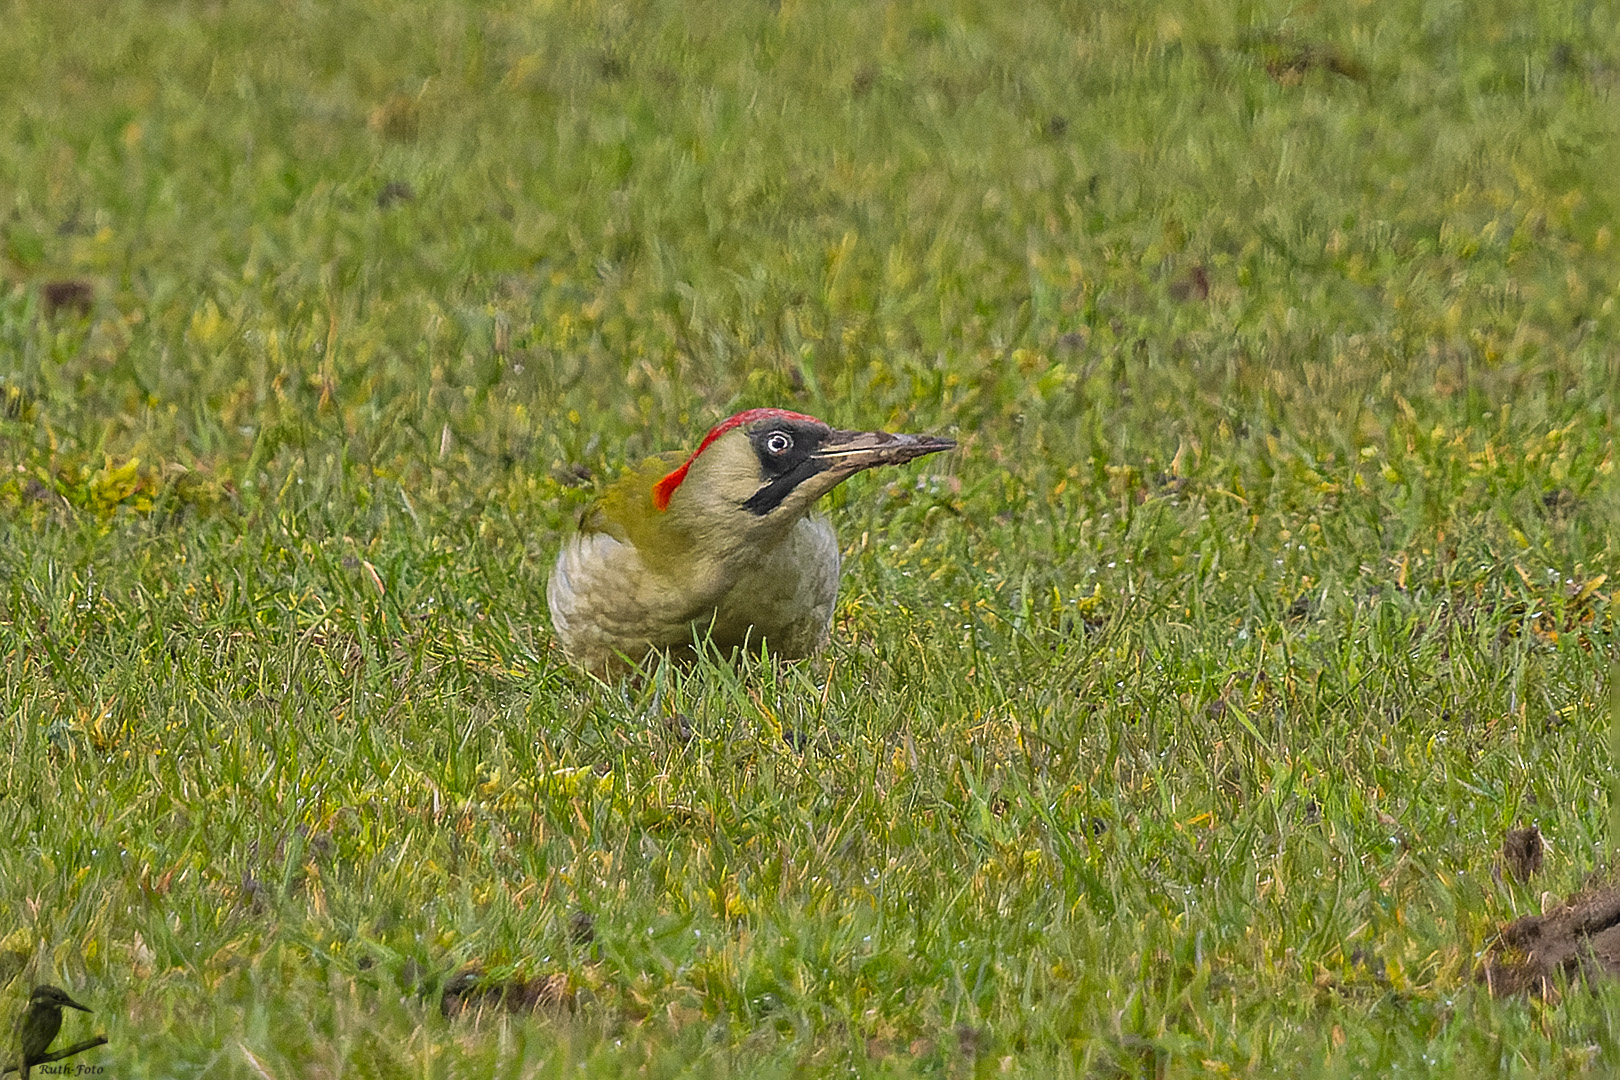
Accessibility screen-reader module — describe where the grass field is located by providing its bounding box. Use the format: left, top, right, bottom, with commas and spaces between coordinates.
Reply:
2, 0, 1618, 1074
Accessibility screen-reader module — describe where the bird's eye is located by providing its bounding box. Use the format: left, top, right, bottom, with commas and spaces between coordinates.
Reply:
764, 432, 793, 455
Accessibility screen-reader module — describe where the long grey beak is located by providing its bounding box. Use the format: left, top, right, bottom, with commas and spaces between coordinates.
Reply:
812, 429, 956, 473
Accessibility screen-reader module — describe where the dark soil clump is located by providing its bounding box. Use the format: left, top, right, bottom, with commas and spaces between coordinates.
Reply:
440, 965, 572, 1017
1480, 877, 1620, 996
42, 279, 94, 318
1502, 826, 1544, 882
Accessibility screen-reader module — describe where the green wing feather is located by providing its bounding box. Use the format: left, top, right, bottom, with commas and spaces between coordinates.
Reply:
579, 453, 690, 565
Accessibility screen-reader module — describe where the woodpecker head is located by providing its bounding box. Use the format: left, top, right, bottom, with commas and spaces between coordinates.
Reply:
643, 408, 954, 551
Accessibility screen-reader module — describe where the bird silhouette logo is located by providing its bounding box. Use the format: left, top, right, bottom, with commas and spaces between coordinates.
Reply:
4, 985, 105, 1079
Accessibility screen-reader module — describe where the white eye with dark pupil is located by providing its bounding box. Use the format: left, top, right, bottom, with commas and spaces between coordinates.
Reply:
764, 432, 793, 455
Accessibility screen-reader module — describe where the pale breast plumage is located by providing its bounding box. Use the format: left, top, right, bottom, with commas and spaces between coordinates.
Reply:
547, 514, 842, 674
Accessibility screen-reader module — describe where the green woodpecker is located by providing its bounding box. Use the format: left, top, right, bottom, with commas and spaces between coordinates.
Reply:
549, 409, 954, 674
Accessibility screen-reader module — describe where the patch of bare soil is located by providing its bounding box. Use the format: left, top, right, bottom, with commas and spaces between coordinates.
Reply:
1480, 873, 1620, 997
